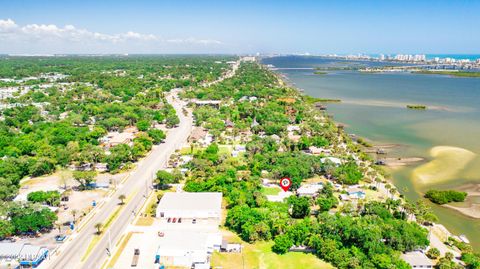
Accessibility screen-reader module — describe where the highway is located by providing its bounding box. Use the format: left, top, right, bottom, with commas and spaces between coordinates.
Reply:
44, 89, 193, 269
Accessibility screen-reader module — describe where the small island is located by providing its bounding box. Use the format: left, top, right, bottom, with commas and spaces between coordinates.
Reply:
314, 71, 327, 75
406, 104, 427, 110
425, 189, 467, 205
303, 95, 341, 104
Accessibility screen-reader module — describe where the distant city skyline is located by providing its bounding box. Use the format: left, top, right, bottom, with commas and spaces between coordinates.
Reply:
0, 0, 479, 54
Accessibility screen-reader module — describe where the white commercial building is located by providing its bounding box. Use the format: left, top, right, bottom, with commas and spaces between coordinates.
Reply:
155, 231, 222, 268
154, 192, 223, 269
0, 243, 48, 268
156, 192, 222, 221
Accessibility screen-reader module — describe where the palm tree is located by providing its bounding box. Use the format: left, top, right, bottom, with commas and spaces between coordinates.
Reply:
118, 194, 126, 205
71, 209, 78, 223
389, 188, 397, 199
94, 222, 103, 235
55, 222, 62, 234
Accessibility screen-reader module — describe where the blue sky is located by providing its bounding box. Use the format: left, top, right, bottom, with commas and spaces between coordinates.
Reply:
0, 0, 479, 54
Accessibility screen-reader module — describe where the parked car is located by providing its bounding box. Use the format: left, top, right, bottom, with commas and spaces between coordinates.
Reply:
55, 235, 67, 242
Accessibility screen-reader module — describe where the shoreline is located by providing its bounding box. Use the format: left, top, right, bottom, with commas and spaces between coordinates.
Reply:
384, 157, 425, 168
340, 99, 464, 112
444, 203, 480, 219
267, 60, 477, 249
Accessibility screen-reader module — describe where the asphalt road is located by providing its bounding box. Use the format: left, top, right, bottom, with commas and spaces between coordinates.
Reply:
45, 89, 193, 269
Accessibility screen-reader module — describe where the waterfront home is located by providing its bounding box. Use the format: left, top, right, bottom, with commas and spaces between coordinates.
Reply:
320, 157, 342, 166
401, 251, 434, 268
296, 183, 324, 197
308, 146, 332, 155
347, 188, 366, 199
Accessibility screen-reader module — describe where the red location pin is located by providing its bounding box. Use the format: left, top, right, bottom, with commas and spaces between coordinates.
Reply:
279, 178, 292, 192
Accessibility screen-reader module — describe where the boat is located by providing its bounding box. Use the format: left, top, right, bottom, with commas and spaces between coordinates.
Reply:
459, 235, 470, 244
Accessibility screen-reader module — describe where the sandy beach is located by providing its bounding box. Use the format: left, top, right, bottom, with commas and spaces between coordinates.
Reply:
412, 146, 476, 185
444, 202, 480, 219
384, 157, 424, 168
341, 99, 472, 113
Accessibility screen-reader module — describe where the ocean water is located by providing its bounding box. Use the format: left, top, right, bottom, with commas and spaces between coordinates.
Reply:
262, 56, 480, 249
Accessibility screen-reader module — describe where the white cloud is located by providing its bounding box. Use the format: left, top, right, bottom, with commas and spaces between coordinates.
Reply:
0, 18, 18, 33
0, 18, 224, 53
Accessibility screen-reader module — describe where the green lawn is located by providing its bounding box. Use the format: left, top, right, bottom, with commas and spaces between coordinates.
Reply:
261, 186, 281, 196
212, 241, 333, 269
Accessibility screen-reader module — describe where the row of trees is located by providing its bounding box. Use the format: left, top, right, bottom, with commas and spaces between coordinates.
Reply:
27, 190, 61, 206
0, 202, 57, 239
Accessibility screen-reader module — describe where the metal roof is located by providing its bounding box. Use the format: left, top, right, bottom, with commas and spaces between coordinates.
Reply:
157, 192, 222, 212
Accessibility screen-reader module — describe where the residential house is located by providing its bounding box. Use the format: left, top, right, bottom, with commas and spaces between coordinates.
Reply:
347, 188, 366, 199
308, 146, 332, 155
296, 183, 324, 197
320, 157, 342, 166
192, 100, 221, 108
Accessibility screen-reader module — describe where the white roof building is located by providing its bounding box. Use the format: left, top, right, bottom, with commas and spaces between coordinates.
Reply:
193, 100, 221, 107
156, 192, 222, 220
308, 146, 332, 155
287, 125, 301, 132
296, 183, 324, 197
0, 243, 48, 267
320, 157, 342, 166
156, 231, 222, 268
